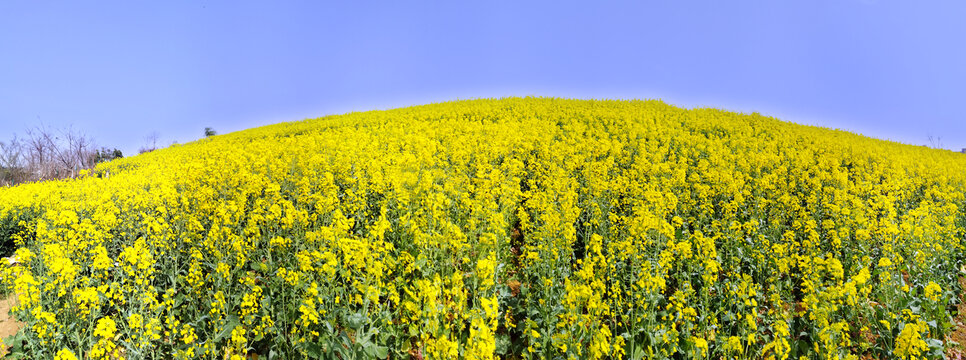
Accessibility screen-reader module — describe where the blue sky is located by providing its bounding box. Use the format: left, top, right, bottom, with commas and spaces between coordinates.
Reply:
1, 1, 964, 156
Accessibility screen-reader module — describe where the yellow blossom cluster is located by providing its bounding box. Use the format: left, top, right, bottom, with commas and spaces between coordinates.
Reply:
0, 97, 964, 359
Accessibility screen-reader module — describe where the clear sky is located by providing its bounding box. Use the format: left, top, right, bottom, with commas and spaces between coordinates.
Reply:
1, 1, 964, 156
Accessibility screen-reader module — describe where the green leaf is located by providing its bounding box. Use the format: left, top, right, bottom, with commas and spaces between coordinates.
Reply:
495, 334, 510, 355
346, 312, 366, 330
305, 342, 322, 359
630, 345, 645, 360
4, 330, 26, 354
364, 343, 389, 359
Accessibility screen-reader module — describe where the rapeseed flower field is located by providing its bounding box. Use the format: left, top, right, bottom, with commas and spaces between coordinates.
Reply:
0, 97, 964, 359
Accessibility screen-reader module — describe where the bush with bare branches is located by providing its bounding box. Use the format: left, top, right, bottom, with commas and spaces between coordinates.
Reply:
0, 125, 122, 186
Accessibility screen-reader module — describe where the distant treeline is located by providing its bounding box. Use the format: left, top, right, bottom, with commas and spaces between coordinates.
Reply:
0, 125, 122, 186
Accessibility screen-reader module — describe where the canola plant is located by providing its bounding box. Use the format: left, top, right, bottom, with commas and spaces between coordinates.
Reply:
0, 97, 964, 359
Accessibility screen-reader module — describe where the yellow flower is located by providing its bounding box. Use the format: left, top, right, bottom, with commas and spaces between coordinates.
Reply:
692, 337, 709, 357
895, 321, 928, 359
924, 281, 942, 302
94, 317, 117, 339
54, 348, 78, 360
231, 325, 247, 347
127, 313, 143, 330
181, 324, 197, 344
725, 336, 743, 355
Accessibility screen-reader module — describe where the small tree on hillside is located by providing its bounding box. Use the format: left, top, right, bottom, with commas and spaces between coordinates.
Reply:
91, 148, 123, 164
204, 127, 217, 137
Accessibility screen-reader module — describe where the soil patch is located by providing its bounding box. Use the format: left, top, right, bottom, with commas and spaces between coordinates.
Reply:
0, 294, 24, 357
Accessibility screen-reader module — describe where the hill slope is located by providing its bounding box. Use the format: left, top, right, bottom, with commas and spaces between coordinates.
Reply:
1, 97, 965, 359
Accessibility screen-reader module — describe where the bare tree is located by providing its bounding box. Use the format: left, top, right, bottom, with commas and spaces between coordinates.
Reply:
0, 136, 23, 168
2, 125, 116, 185
0, 136, 26, 186
24, 125, 58, 180
927, 134, 945, 150
15, 124, 98, 181
140, 131, 160, 154
56, 126, 96, 177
